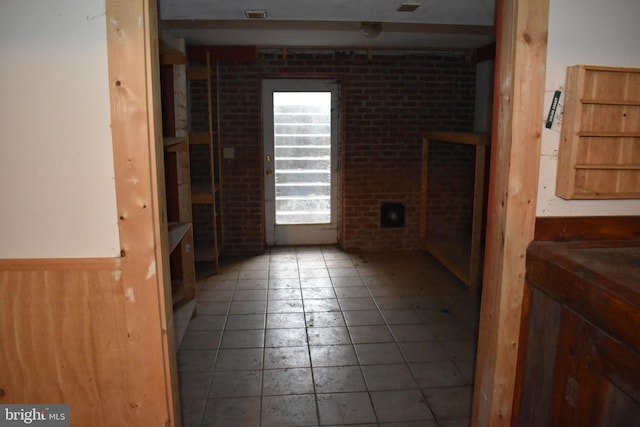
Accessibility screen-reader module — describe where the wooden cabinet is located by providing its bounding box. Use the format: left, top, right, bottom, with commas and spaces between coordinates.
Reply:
420, 131, 490, 291
556, 65, 640, 199
516, 240, 640, 426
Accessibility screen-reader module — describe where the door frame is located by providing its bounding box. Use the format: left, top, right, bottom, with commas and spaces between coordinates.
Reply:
261, 78, 341, 246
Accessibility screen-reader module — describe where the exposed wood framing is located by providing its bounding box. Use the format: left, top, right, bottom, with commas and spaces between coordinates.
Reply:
471, 0, 550, 425
106, 0, 179, 425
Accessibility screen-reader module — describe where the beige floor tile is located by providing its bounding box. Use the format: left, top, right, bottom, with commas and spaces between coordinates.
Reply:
262, 367, 314, 395
180, 331, 223, 350
317, 392, 376, 425
361, 364, 418, 391
422, 385, 473, 421
343, 309, 386, 326
370, 389, 435, 423
225, 313, 266, 330
338, 297, 378, 311
266, 312, 306, 328
220, 329, 264, 349
307, 326, 351, 345
355, 343, 405, 365
201, 397, 260, 427
264, 327, 308, 347
398, 341, 450, 363
309, 344, 358, 367
215, 348, 263, 371
179, 372, 213, 399
313, 366, 367, 393
410, 361, 467, 388
264, 346, 311, 369
208, 370, 261, 398
261, 394, 318, 427
349, 325, 394, 343
305, 311, 346, 328
388, 323, 435, 342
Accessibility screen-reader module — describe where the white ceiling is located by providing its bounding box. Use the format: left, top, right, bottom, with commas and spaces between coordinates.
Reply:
159, 0, 496, 50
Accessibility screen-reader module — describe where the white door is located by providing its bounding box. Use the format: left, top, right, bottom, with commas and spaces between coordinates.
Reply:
262, 79, 340, 246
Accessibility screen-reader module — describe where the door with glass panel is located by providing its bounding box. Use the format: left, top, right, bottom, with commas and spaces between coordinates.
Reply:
262, 79, 339, 246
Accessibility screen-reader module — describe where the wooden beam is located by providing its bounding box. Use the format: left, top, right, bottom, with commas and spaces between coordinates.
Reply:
471, 0, 550, 425
106, 0, 179, 425
162, 19, 495, 36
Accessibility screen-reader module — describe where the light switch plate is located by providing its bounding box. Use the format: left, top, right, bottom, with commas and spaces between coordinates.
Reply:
223, 147, 235, 159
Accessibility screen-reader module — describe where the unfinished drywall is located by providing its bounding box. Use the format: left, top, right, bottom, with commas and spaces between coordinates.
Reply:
537, 0, 640, 216
0, 0, 120, 258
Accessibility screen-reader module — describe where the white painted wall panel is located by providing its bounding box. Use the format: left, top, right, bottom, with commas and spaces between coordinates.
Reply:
537, 0, 640, 216
0, 0, 120, 258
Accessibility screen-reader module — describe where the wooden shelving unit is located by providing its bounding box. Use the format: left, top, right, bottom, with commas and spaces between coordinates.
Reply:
160, 41, 197, 348
420, 131, 490, 291
187, 52, 224, 272
556, 65, 640, 199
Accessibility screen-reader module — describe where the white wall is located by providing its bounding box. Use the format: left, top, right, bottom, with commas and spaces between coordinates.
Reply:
0, 0, 120, 258
537, 0, 640, 216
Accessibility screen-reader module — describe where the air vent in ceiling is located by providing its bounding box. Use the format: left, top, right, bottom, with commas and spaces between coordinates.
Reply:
245, 9, 267, 19
397, 2, 421, 12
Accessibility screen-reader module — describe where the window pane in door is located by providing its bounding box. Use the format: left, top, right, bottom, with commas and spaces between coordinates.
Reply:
273, 92, 331, 224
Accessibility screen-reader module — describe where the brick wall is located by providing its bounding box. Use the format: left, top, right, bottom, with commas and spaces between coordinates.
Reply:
190, 50, 476, 254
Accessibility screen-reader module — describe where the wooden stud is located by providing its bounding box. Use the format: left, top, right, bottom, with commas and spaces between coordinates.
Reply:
106, 0, 179, 425
471, 0, 550, 425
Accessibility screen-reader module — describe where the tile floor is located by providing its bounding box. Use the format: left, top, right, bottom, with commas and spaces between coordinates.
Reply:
178, 246, 480, 427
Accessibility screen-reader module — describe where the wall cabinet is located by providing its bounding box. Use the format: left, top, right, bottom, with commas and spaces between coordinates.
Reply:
556, 65, 640, 199
516, 240, 640, 426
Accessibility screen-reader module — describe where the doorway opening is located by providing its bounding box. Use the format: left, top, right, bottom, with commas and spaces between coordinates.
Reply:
262, 79, 340, 246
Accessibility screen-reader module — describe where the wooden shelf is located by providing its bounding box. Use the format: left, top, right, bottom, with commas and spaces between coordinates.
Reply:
189, 131, 216, 145
420, 131, 490, 291
160, 40, 186, 65
186, 66, 209, 80
556, 65, 640, 199
424, 239, 472, 285
168, 222, 191, 253
580, 99, 640, 106
194, 243, 218, 263
191, 182, 215, 204
187, 53, 224, 273
163, 136, 188, 149
160, 37, 197, 344
575, 163, 640, 170
577, 131, 640, 138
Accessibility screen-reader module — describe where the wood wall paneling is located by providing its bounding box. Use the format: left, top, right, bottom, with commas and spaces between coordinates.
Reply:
0, 261, 129, 425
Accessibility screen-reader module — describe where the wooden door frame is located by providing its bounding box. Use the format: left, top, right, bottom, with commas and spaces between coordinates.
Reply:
105, 0, 550, 423
472, 0, 550, 425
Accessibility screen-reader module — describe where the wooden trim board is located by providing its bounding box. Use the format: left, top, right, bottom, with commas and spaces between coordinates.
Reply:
472, 0, 550, 425
535, 216, 640, 241
106, 0, 179, 425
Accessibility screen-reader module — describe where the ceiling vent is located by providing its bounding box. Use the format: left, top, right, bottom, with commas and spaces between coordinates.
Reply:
245, 9, 267, 19
397, 2, 421, 12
